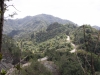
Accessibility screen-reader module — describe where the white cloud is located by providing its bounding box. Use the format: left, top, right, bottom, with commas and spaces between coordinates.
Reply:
5, 0, 100, 26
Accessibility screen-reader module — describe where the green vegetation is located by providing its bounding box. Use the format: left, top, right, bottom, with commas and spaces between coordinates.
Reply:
72, 25, 100, 53
15, 60, 52, 75
2, 35, 21, 65
1, 15, 100, 75
4, 14, 75, 38
46, 50, 84, 75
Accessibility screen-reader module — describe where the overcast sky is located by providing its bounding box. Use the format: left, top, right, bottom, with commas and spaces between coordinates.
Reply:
5, 0, 100, 26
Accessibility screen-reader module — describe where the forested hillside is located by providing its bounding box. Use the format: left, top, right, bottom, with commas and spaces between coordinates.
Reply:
0, 35, 20, 71
1, 14, 100, 75
3, 14, 75, 38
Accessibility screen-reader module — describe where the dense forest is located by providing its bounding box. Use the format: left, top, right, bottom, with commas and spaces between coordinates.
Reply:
0, 10, 100, 75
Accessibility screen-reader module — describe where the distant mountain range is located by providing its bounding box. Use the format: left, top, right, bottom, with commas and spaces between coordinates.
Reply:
3, 14, 75, 38
92, 25, 100, 30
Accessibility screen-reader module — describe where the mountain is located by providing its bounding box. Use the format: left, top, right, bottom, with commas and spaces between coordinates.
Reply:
92, 25, 100, 30
3, 14, 75, 38
2, 21, 100, 74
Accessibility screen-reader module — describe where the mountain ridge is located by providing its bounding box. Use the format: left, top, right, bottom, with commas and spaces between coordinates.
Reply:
92, 25, 100, 30
3, 14, 76, 38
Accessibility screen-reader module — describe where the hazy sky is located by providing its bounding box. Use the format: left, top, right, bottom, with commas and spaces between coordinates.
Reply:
5, 0, 100, 26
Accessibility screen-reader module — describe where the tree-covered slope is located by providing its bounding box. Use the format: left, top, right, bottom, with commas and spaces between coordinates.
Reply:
2, 24, 100, 75
2, 35, 21, 64
72, 25, 99, 52
29, 22, 77, 43
18, 24, 100, 75
3, 14, 75, 38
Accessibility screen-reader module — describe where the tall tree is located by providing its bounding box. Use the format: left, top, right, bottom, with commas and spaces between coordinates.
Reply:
0, 0, 4, 53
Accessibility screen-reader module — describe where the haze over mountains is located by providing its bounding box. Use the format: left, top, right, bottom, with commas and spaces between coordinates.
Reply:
92, 25, 100, 30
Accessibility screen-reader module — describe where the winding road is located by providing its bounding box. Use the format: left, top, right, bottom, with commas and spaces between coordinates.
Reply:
6, 35, 76, 75
66, 36, 76, 53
